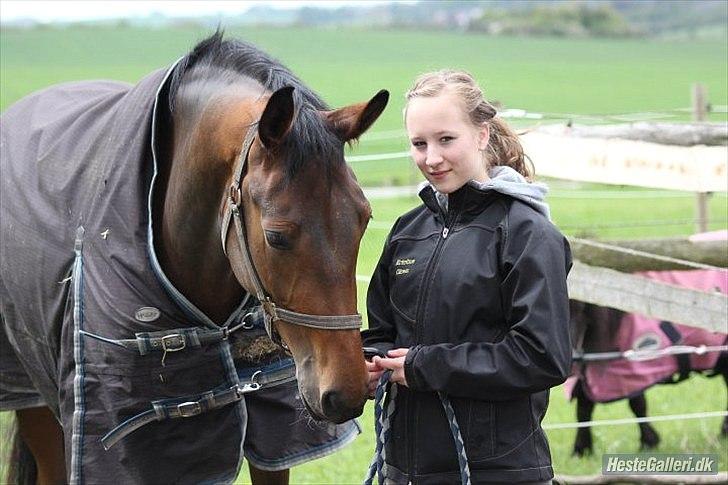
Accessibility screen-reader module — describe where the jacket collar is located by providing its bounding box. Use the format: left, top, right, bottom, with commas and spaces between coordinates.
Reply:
418, 182, 498, 220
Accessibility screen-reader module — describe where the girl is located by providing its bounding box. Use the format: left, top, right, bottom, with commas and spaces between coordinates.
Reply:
363, 70, 572, 484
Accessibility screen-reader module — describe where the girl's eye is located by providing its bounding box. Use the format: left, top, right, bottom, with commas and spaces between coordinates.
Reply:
411, 140, 425, 148
265, 230, 291, 250
440, 136, 454, 143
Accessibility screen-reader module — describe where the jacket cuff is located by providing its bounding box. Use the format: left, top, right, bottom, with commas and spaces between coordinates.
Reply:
404, 345, 423, 390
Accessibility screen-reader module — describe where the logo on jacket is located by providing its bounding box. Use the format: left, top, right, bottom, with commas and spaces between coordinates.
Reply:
395, 258, 415, 275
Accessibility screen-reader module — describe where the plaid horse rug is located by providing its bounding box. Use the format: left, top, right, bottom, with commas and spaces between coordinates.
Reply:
0, 63, 357, 483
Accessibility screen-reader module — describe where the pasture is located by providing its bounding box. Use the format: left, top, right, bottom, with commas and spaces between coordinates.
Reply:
1, 25, 726, 483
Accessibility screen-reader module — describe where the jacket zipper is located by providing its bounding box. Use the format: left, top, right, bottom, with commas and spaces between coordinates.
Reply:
408, 208, 459, 481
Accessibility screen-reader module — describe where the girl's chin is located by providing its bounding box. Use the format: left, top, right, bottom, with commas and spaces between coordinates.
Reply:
429, 180, 463, 195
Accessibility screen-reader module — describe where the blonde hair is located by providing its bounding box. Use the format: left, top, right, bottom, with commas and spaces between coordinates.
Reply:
405, 69, 533, 180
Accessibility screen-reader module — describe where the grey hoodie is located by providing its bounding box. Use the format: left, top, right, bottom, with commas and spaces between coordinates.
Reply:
424, 165, 551, 220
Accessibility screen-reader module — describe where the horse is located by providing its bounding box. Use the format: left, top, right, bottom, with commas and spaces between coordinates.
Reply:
567, 268, 728, 456
0, 31, 389, 484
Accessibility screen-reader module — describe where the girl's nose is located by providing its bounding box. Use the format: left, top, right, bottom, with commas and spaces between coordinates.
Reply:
426, 147, 443, 166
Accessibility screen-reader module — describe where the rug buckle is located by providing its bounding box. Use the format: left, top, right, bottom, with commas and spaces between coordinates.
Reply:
160, 334, 186, 366
176, 401, 202, 418
161, 333, 186, 352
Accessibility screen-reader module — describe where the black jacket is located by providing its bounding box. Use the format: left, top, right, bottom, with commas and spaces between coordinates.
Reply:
363, 183, 572, 484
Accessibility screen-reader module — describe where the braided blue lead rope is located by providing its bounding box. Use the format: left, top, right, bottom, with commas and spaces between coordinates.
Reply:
364, 370, 396, 485
438, 391, 472, 485
363, 372, 470, 485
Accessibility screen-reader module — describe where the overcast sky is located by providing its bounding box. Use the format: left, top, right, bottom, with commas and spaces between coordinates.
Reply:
1, 1, 403, 23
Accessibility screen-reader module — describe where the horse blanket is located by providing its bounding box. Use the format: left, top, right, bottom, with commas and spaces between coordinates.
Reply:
0, 64, 357, 483
566, 268, 728, 403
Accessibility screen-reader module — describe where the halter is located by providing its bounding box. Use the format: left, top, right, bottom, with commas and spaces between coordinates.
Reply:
220, 122, 363, 347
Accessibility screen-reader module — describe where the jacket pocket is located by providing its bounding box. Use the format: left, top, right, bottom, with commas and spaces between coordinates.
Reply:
491, 397, 536, 459
465, 400, 495, 459
388, 238, 435, 323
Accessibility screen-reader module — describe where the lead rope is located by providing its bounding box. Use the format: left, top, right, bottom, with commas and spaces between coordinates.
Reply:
364, 370, 397, 485
438, 391, 472, 485
363, 372, 471, 485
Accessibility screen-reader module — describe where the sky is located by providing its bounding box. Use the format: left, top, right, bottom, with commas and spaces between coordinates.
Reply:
0, 1, 403, 23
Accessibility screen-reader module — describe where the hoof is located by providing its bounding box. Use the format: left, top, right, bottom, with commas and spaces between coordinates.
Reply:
640, 426, 660, 449
572, 443, 593, 457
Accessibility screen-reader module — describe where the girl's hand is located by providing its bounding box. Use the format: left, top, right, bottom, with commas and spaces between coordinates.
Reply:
373, 348, 409, 387
365, 359, 385, 398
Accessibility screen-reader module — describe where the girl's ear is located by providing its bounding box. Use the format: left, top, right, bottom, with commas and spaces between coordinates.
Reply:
477, 123, 490, 151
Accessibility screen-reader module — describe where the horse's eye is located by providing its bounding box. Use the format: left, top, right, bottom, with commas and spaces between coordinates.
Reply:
264, 230, 291, 250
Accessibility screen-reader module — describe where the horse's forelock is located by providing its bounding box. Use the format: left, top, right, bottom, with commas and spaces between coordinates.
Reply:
280, 106, 343, 182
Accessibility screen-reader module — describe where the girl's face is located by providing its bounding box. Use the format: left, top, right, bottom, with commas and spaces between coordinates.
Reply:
406, 92, 489, 194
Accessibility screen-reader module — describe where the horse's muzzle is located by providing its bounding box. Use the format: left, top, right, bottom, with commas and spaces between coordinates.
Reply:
321, 389, 365, 423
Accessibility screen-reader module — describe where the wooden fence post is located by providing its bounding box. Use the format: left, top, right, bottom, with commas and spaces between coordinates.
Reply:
692, 83, 710, 233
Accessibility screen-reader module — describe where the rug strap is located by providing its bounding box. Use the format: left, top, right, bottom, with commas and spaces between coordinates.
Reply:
79, 314, 258, 356
100, 363, 294, 450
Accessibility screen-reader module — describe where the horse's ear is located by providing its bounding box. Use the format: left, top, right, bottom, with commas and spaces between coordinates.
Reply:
259, 86, 295, 149
325, 89, 389, 142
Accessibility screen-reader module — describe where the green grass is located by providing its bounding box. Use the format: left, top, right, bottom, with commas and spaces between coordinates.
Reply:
233, 375, 728, 484
1, 25, 727, 483
2, 25, 727, 189
3, 26, 727, 118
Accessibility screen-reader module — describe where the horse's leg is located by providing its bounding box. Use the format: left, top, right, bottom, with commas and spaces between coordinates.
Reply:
16, 406, 66, 485
572, 380, 595, 456
627, 393, 660, 449
249, 465, 289, 485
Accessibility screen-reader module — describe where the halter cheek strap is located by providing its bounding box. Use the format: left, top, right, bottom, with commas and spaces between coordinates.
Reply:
220, 122, 362, 347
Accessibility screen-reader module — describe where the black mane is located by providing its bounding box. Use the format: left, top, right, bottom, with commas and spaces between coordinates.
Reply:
168, 31, 342, 180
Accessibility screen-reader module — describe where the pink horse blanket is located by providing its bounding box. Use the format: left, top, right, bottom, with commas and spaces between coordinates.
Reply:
566, 267, 727, 403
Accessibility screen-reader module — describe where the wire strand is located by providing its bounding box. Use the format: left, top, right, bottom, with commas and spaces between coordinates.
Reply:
543, 410, 728, 430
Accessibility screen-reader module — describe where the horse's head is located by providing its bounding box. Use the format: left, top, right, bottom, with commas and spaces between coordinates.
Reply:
222, 87, 389, 422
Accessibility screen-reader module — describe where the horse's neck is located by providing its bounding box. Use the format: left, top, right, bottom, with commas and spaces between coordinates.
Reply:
152, 94, 246, 323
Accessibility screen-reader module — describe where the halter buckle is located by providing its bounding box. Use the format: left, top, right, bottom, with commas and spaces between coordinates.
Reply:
262, 298, 279, 321
229, 184, 242, 206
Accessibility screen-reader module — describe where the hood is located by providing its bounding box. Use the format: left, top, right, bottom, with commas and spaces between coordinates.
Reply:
421, 165, 551, 220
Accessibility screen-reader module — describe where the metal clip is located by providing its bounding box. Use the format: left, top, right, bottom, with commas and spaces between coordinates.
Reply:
236, 371, 263, 397
240, 312, 256, 330
161, 333, 186, 367
177, 401, 202, 418
225, 312, 257, 336
251, 370, 262, 385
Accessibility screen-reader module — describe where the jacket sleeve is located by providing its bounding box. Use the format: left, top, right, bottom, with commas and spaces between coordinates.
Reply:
404, 214, 573, 401
361, 225, 398, 355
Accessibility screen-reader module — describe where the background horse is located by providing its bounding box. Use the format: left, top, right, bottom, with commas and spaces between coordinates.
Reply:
0, 32, 388, 483
568, 268, 728, 456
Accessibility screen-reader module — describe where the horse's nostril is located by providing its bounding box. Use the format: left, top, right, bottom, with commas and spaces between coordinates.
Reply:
321, 390, 342, 418
320, 390, 365, 423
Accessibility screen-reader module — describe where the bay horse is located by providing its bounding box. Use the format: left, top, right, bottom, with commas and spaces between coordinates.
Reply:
0, 32, 388, 484
568, 269, 728, 456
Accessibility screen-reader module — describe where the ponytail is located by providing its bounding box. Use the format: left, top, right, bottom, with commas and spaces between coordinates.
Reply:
486, 117, 533, 181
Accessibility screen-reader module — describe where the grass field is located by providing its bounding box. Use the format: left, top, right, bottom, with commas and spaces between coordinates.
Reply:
1, 25, 727, 483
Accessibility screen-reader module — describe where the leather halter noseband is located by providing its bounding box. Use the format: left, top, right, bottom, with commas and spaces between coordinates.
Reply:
220, 122, 363, 346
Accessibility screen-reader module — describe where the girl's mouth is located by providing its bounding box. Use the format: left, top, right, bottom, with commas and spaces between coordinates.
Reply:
430, 169, 450, 179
